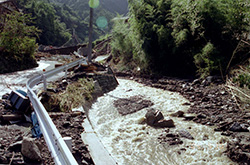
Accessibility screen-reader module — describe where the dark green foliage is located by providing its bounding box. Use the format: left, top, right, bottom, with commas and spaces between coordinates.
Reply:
17, 0, 72, 46
112, 0, 250, 77
49, 0, 128, 43
0, 12, 39, 73
111, 17, 133, 61
49, 0, 128, 15
50, 0, 122, 38
171, 0, 249, 77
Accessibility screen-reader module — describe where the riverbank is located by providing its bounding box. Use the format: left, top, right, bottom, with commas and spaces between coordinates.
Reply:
115, 72, 250, 164
0, 56, 93, 164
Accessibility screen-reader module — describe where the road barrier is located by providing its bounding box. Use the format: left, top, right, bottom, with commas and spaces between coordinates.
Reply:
27, 58, 86, 165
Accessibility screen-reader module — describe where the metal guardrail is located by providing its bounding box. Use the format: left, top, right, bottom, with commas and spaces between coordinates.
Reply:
27, 58, 86, 165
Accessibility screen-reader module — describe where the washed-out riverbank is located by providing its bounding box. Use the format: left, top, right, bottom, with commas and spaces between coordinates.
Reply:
88, 78, 236, 164
0, 59, 94, 164
1, 56, 249, 164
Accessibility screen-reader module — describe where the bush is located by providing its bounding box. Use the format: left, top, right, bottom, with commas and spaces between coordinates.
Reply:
43, 78, 94, 112
171, 0, 249, 77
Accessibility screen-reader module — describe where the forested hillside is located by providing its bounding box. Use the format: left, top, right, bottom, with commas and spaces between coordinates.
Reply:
111, 0, 250, 78
16, 0, 128, 46
50, 0, 128, 15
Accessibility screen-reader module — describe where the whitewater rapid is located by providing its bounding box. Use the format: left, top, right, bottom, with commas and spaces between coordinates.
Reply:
88, 78, 235, 165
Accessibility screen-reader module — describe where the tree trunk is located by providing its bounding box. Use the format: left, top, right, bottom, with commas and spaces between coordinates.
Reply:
87, 7, 94, 63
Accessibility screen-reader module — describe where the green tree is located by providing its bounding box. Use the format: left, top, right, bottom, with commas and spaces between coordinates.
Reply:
0, 12, 40, 73
171, 0, 249, 77
112, 0, 250, 77
17, 0, 71, 46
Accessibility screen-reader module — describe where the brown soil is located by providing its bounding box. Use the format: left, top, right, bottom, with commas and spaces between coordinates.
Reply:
50, 112, 94, 165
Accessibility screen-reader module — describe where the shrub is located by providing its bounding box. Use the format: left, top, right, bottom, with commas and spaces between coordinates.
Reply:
43, 78, 94, 112
171, 0, 249, 77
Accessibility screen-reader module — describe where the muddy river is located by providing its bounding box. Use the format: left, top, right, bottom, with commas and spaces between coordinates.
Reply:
88, 78, 235, 165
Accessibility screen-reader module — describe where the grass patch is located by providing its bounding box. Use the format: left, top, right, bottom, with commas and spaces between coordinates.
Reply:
43, 78, 94, 112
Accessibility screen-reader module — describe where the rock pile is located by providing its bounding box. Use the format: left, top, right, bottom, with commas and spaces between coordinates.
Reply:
158, 129, 183, 145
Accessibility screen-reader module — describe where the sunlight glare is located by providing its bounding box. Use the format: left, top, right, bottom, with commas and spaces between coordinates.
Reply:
89, 0, 100, 8
96, 16, 108, 29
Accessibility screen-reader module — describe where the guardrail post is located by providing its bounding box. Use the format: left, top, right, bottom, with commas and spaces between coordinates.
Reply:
42, 74, 47, 91
64, 65, 68, 79
63, 137, 73, 152
78, 60, 82, 67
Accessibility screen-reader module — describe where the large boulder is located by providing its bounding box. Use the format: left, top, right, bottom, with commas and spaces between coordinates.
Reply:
145, 109, 163, 126
145, 109, 175, 128
21, 137, 42, 161
155, 110, 164, 121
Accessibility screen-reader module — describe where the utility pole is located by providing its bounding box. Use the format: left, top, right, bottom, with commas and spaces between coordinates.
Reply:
87, 6, 94, 63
